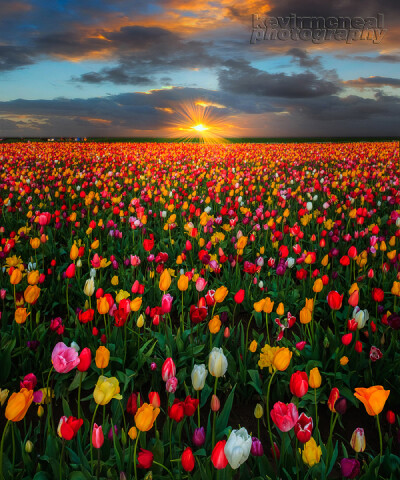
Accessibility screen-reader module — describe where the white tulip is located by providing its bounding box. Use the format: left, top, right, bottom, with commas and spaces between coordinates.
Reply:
191, 364, 208, 391
224, 428, 252, 469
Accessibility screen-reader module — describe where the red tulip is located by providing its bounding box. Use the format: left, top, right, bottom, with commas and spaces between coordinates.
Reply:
181, 447, 195, 472
294, 413, 313, 443
327, 291, 343, 310
92, 423, 104, 448
355, 341, 363, 353
289, 371, 308, 398
234, 289, 245, 304
143, 233, 154, 251
348, 290, 359, 307
211, 440, 228, 469
137, 448, 154, 468
77, 347, 91, 372
328, 388, 340, 412
60, 416, 83, 440
169, 399, 185, 422
348, 246, 357, 258
161, 357, 176, 382
372, 288, 384, 302
386, 410, 396, 424
126, 392, 143, 416
270, 402, 298, 432
78, 309, 94, 324
148, 392, 160, 408
65, 264, 76, 279
342, 333, 353, 345
183, 396, 199, 416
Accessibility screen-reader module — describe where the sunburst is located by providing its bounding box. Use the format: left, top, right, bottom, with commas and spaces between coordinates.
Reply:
166, 101, 230, 143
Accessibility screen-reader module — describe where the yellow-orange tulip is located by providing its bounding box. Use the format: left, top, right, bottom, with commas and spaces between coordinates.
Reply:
97, 297, 110, 315
95, 346, 110, 369
134, 403, 160, 432
300, 307, 312, 324
10, 269, 22, 285
305, 298, 314, 312
159, 269, 171, 291
177, 274, 189, 291
208, 315, 221, 334
253, 299, 266, 313
309, 367, 321, 388
391, 281, 400, 297
24, 285, 41, 304
5, 388, 34, 422
30, 238, 41, 249
236, 236, 248, 250
70, 243, 79, 261
273, 347, 292, 371
262, 297, 274, 314
313, 279, 323, 293
214, 286, 228, 303
130, 297, 142, 312
15, 308, 29, 324
27, 270, 40, 285
276, 302, 284, 316
354, 386, 390, 416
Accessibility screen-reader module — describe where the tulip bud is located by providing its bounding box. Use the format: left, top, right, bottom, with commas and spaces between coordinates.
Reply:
211, 394, 220, 412
254, 403, 263, 419
37, 405, 44, 417
25, 440, 34, 453
386, 410, 396, 424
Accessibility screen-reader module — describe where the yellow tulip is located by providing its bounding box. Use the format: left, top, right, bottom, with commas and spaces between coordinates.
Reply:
236, 236, 248, 250
340, 356, 349, 366
0, 389, 9, 407
391, 281, 400, 297
249, 340, 258, 353
134, 403, 160, 432
254, 403, 263, 419
91, 239, 99, 249
128, 426, 137, 440
95, 346, 110, 369
93, 376, 122, 405
301, 438, 322, 467
136, 314, 144, 328
111, 275, 119, 286
159, 269, 171, 292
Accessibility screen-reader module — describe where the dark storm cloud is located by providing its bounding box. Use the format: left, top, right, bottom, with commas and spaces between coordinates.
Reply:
77, 69, 151, 85
0, 45, 35, 71
218, 60, 341, 98
344, 76, 400, 88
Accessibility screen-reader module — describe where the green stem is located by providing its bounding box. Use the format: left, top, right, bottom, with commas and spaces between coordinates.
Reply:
314, 388, 319, 441
134, 431, 141, 480
90, 404, 100, 474
11, 423, 15, 476
0, 420, 10, 480
153, 461, 175, 479
212, 376, 218, 448
244, 313, 254, 364
197, 390, 201, 428
45, 366, 54, 436
59, 439, 65, 480
265, 312, 270, 344
377, 414, 383, 456
77, 372, 83, 420
97, 448, 100, 480
266, 370, 277, 462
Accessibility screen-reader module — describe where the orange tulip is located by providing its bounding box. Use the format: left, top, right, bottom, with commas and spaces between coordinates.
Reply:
10, 269, 22, 285
214, 286, 228, 303
5, 388, 34, 422
354, 386, 390, 416
159, 269, 171, 292
24, 285, 41, 304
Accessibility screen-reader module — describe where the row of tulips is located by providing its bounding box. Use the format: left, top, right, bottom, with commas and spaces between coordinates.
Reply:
0, 141, 399, 479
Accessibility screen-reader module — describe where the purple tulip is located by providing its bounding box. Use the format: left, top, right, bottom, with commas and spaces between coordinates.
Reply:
192, 427, 205, 447
340, 458, 360, 478
251, 437, 264, 456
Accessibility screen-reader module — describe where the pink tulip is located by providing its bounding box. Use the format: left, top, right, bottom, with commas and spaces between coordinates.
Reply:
166, 376, 178, 393
161, 357, 176, 382
270, 402, 298, 432
195, 277, 207, 292
161, 294, 173, 314
51, 342, 80, 373
92, 424, 104, 448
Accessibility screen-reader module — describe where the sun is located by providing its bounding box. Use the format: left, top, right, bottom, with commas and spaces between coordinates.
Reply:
166, 101, 230, 143
192, 124, 208, 132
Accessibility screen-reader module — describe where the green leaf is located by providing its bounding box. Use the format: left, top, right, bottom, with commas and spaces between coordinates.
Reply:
216, 385, 236, 435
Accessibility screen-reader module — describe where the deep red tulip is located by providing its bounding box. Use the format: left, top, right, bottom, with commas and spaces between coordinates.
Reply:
211, 440, 228, 469
181, 447, 195, 472
289, 371, 309, 398
126, 392, 143, 416
342, 333, 353, 345
355, 341, 363, 353
77, 347, 91, 372
386, 410, 396, 424
183, 396, 199, 417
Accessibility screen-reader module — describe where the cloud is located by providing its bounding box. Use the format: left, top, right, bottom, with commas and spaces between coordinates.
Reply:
344, 76, 400, 88
218, 60, 341, 98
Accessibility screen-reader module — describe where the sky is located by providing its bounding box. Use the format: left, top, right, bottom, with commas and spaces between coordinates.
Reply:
0, 0, 399, 137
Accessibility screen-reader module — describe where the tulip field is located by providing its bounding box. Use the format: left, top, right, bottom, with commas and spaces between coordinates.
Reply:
1, 140, 400, 480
